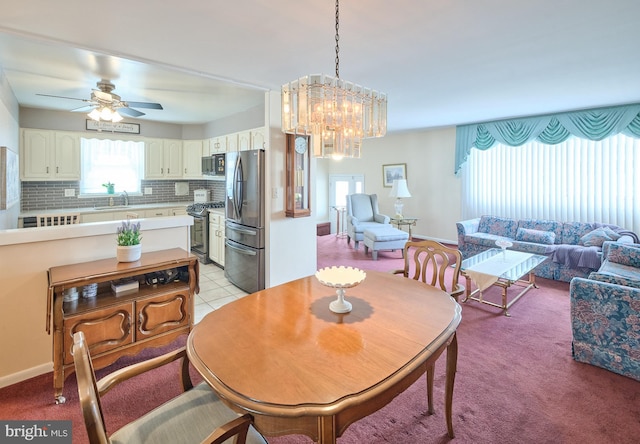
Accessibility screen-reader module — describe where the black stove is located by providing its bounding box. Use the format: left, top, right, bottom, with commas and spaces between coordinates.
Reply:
187, 201, 225, 216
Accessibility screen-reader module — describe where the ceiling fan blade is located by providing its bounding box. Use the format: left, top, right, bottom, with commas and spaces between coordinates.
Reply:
36, 93, 90, 103
125, 101, 163, 110
70, 105, 97, 113
117, 107, 145, 117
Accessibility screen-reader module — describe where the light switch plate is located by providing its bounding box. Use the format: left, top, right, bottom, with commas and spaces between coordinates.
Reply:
64, 189, 75, 197
144, 187, 152, 195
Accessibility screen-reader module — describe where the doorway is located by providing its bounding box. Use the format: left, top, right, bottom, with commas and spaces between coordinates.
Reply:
328, 174, 364, 234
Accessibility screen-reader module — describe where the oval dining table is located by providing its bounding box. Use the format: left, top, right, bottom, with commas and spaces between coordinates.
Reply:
187, 270, 462, 443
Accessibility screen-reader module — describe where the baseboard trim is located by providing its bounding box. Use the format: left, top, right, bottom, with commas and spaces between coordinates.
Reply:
0, 362, 52, 389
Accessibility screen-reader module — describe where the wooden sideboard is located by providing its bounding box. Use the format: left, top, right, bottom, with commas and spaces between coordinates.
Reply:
47, 248, 199, 404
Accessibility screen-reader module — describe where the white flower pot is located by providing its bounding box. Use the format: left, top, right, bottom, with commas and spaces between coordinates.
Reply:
117, 244, 142, 262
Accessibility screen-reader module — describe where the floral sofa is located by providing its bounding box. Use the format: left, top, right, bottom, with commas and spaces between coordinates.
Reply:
456, 216, 637, 282
570, 242, 640, 381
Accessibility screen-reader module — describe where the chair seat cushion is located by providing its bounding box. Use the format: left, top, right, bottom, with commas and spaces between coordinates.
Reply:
111, 382, 267, 444
364, 227, 409, 242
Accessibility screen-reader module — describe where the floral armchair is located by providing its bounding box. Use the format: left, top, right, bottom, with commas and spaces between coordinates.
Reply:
569, 242, 640, 381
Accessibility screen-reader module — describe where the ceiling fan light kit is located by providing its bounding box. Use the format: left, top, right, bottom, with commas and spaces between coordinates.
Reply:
37, 79, 163, 123
281, 0, 387, 160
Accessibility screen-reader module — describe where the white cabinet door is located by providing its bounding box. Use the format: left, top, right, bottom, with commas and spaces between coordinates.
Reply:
226, 133, 239, 152
182, 140, 203, 179
250, 127, 266, 150
22, 129, 53, 180
145, 139, 165, 179
208, 212, 225, 265
145, 139, 183, 179
171, 207, 187, 216
164, 140, 183, 179
145, 208, 170, 218
54, 132, 81, 179
212, 136, 227, 153
238, 131, 251, 151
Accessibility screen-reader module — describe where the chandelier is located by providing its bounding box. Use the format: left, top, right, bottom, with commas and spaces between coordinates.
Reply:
87, 106, 123, 123
281, 0, 387, 159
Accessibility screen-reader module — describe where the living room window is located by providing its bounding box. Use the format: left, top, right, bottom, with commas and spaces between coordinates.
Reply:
79, 138, 144, 195
461, 133, 640, 234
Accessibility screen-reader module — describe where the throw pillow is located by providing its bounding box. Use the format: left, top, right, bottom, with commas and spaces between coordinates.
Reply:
515, 227, 556, 245
580, 227, 621, 247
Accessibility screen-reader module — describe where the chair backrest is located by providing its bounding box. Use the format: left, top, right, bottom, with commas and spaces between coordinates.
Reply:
399, 240, 465, 300
347, 194, 379, 222
73, 331, 110, 444
36, 213, 81, 227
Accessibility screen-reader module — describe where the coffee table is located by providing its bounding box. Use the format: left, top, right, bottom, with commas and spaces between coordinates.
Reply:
459, 248, 548, 316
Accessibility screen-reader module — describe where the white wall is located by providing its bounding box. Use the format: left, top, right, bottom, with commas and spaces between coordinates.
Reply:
0, 69, 20, 230
315, 127, 462, 244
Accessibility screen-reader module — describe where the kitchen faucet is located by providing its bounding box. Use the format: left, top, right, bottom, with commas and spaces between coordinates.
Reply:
121, 191, 129, 206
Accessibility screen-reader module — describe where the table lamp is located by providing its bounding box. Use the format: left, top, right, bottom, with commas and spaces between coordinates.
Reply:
389, 179, 411, 218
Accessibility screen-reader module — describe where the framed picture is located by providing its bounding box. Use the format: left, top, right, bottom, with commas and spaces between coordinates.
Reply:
382, 163, 407, 187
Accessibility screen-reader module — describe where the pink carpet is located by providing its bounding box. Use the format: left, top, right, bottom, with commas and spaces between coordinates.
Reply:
1, 235, 638, 443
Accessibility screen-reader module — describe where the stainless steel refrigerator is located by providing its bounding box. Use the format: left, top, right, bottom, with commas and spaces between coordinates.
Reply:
224, 149, 265, 293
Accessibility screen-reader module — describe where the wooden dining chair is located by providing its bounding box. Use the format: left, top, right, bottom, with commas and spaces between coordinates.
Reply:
36, 213, 81, 227
72, 331, 268, 444
392, 239, 464, 415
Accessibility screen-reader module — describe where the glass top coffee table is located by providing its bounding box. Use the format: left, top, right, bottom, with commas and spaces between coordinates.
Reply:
459, 248, 548, 316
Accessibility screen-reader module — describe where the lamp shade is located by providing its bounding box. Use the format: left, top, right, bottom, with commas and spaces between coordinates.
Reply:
389, 179, 411, 198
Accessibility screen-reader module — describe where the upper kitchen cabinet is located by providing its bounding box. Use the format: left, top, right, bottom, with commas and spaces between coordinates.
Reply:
250, 127, 267, 150
203, 136, 227, 155
21, 129, 80, 181
145, 139, 183, 179
182, 140, 203, 179
226, 133, 239, 152
238, 131, 251, 151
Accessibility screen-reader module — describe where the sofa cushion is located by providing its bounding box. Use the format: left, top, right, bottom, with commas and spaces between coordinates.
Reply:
517, 219, 562, 244
465, 232, 513, 248
562, 221, 596, 245
477, 216, 517, 238
588, 271, 640, 289
580, 227, 621, 247
516, 227, 556, 245
606, 243, 640, 268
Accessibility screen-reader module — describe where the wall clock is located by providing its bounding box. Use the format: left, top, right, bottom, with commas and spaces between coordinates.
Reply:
285, 134, 311, 218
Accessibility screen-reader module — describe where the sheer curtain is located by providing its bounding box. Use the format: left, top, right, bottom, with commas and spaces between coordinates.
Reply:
461, 134, 640, 234
80, 138, 144, 195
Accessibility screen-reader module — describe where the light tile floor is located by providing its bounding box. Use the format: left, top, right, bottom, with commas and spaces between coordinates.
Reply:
194, 262, 249, 324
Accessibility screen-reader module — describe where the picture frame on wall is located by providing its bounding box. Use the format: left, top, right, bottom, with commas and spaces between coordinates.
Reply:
382, 163, 407, 187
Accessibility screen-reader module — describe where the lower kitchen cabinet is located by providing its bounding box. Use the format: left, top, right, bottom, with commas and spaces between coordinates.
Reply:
47, 248, 198, 404
209, 211, 225, 266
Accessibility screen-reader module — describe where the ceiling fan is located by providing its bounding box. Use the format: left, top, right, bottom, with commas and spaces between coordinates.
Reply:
37, 79, 163, 119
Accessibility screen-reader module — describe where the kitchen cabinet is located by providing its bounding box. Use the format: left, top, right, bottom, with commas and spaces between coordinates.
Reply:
171, 207, 188, 216
226, 133, 239, 152
47, 248, 198, 403
145, 138, 183, 179
208, 211, 225, 266
238, 131, 251, 151
21, 129, 80, 181
144, 208, 170, 218
204, 136, 227, 155
250, 127, 267, 149
182, 140, 203, 179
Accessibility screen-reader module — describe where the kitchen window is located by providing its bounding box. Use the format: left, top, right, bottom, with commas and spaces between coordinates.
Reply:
79, 138, 144, 195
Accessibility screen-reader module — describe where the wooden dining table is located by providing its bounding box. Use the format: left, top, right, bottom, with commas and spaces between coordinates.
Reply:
187, 270, 462, 443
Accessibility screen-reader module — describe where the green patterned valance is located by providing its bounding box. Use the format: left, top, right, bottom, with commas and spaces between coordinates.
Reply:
455, 104, 640, 175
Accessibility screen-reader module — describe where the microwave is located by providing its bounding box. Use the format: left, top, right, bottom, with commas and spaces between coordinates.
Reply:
202, 154, 225, 177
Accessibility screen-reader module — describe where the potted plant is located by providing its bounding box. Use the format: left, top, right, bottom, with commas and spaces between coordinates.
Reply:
116, 220, 142, 262
102, 182, 115, 194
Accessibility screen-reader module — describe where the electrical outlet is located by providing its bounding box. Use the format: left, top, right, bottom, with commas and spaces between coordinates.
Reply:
64, 189, 75, 197
144, 187, 152, 195
272, 187, 279, 199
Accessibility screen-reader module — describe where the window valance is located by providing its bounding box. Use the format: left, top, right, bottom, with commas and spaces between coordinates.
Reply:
455, 103, 640, 175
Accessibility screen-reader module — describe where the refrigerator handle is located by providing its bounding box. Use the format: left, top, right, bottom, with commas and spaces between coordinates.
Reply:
233, 155, 243, 218
225, 240, 257, 255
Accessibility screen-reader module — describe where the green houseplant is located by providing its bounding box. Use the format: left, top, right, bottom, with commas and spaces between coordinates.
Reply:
102, 182, 115, 194
116, 220, 142, 262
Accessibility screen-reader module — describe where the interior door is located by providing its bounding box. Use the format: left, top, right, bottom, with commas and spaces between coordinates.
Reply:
329, 174, 364, 234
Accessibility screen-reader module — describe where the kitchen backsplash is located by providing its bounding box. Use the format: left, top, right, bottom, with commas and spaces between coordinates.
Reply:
21, 180, 225, 211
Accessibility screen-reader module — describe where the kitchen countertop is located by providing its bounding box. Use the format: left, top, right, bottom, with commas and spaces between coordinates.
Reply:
19, 201, 193, 218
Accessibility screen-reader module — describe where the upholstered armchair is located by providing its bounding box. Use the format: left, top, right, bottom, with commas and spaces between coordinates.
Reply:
346, 193, 390, 249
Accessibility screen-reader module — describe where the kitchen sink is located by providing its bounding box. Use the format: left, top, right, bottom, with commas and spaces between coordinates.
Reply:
93, 205, 131, 210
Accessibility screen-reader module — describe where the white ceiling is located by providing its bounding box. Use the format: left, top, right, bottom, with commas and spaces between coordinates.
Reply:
1, 0, 640, 131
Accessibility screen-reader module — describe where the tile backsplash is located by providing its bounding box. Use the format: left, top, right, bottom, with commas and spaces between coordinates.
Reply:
21, 180, 225, 212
